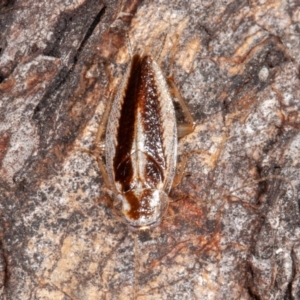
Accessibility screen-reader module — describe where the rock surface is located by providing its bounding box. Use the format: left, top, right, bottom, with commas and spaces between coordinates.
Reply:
1, 0, 300, 299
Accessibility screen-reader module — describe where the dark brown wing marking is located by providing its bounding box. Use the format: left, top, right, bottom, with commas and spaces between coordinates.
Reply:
113, 54, 141, 192
137, 56, 166, 185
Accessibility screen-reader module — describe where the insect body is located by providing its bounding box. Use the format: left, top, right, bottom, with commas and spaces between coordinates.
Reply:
105, 53, 178, 231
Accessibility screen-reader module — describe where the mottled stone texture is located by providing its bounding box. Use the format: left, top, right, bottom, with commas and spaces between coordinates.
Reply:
0, 0, 300, 299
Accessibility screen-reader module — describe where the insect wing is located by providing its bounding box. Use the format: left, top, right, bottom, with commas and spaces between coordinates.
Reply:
105, 54, 177, 195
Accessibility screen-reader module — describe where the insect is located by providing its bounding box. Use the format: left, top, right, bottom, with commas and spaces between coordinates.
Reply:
92, 41, 194, 232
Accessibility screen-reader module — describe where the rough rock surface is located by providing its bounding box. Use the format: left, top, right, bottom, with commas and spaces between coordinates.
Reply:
1, 0, 300, 299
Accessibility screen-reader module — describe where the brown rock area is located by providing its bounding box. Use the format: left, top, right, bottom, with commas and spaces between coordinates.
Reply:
1, 0, 300, 299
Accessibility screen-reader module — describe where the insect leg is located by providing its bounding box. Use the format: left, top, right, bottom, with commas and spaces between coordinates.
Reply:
171, 152, 189, 189
95, 90, 114, 146
168, 78, 195, 138
79, 87, 116, 193
165, 36, 195, 138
